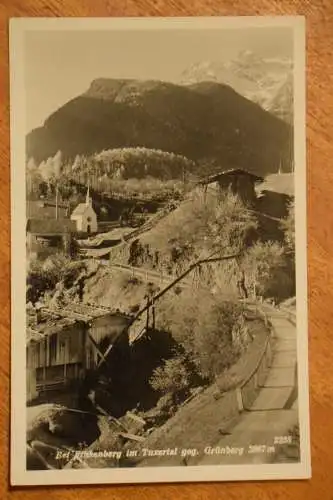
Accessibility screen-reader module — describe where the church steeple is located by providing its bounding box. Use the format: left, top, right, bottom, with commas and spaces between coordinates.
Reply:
86, 181, 92, 206
278, 158, 283, 175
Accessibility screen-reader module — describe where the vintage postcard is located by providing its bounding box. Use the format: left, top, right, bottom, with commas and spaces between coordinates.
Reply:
10, 16, 310, 486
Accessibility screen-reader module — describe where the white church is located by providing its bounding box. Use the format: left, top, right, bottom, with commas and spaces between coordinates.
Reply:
71, 186, 98, 234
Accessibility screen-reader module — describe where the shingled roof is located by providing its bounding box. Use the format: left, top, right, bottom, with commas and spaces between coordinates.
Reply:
200, 168, 264, 185
26, 218, 76, 235
27, 201, 69, 219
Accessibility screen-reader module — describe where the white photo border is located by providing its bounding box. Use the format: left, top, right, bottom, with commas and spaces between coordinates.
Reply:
9, 15, 310, 486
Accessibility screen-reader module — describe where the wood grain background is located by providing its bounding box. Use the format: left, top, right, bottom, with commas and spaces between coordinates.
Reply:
1, 1, 332, 498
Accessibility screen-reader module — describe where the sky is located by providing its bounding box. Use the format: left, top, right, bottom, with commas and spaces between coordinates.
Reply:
24, 26, 293, 134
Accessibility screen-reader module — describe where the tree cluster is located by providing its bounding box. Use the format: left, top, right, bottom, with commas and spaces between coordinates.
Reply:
26, 147, 195, 202
26, 254, 86, 305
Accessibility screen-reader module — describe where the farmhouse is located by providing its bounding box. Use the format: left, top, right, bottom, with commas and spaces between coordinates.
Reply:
26, 218, 76, 260
26, 309, 131, 402
71, 187, 98, 234
199, 168, 264, 206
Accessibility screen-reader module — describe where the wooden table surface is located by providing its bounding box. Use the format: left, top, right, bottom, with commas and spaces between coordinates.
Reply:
1, 1, 332, 498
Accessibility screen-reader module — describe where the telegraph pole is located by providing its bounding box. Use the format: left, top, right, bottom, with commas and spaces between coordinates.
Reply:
182, 164, 186, 192
55, 183, 59, 220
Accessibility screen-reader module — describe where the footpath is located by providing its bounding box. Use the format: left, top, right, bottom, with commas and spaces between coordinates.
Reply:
198, 305, 299, 465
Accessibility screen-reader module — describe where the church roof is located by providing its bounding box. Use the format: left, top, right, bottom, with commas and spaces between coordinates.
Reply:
71, 185, 95, 218
71, 203, 90, 217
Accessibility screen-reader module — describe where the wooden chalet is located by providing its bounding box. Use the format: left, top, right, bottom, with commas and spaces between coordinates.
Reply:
26, 218, 77, 259
199, 168, 264, 206
26, 307, 132, 402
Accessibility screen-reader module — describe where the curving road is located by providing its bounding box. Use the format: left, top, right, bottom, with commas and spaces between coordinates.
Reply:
197, 305, 299, 465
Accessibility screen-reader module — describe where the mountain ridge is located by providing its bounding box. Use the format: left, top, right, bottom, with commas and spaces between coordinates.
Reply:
26, 77, 293, 178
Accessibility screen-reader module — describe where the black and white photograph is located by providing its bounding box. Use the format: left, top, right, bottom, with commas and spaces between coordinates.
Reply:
10, 16, 310, 486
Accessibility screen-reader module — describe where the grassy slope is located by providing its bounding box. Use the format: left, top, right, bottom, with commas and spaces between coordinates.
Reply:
80, 265, 149, 314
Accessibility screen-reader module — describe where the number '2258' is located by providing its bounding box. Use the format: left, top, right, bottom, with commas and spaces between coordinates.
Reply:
274, 436, 292, 445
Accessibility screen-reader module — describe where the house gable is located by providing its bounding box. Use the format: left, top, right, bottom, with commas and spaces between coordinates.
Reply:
71, 204, 96, 219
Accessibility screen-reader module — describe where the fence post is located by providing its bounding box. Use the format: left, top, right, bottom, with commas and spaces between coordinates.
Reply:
152, 298, 156, 330
261, 349, 267, 374
236, 387, 244, 412
146, 298, 150, 332
266, 340, 272, 367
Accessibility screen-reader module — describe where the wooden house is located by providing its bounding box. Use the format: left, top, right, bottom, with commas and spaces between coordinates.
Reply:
199, 168, 264, 206
27, 318, 85, 401
26, 218, 76, 260
26, 310, 132, 403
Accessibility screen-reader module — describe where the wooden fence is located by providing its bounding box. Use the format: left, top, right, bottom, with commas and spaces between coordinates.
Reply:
213, 303, 274, 413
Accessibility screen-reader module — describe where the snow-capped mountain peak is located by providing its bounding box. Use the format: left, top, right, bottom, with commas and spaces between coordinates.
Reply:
180, 50, 293, 123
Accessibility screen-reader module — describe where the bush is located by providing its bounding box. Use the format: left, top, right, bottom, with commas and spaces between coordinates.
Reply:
281, 200, 295, 252
157, 289, 248, 381
149, 355, 191, 400
242, 241, 294, 301
61, 261, 86, 288
27, 257, 63, 304
168, 190, 257, 258
190, 301, 247, 379
26, 254, 86, 304
156, 288, 200, 345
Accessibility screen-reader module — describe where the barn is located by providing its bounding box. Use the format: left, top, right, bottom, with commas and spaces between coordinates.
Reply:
199, 168, 264, 206
26, 218, 76, 260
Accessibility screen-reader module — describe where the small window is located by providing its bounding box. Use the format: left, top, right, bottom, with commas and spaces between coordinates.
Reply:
87, 216, 92, 222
